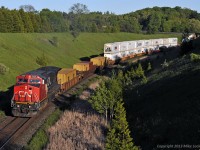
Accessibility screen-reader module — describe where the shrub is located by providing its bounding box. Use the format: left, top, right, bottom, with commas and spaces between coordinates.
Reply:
36, 53, 48, 67
0, 111, 5, 117
141, 76, 148, 84
0, 63, 9, 75
147, 62, 152, 71
161, 59, 169, 68
190, 53, 200, 62
51, 36, 59, 47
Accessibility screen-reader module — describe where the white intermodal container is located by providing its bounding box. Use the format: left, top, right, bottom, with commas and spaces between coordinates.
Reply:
127, 41, 136, 51
163, 38, 169, 45
144, 40, 152, 47
104, 52, 121, 61
136, 40, 144, 48
152, 39, 163, 46
104, 43, 112, 53
104, 43, 120, 53
119, 42, 128, 52
103, 37, 178, 61
169, 38, 178, 46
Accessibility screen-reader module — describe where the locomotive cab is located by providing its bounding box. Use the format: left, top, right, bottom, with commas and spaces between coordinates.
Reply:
16, 75, 44, 84
11, 75, 48, 117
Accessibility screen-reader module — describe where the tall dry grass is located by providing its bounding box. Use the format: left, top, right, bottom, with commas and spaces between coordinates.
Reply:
46, 110, 107, 150
46, 80, 107, 150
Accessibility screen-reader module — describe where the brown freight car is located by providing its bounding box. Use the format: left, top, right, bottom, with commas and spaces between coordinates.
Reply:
90, 56, 106, 69
73, 61, 96, 78
57, 68, 80, 92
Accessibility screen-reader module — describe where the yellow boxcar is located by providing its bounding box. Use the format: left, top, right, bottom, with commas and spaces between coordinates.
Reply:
73, 62, 92, 71
90, 56, 106, 67
57, 68, 76, 84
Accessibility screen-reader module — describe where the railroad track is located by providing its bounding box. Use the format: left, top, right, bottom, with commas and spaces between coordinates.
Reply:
0, 116, 30, 150
0, 110, 52, 150
0, 73, 97, 149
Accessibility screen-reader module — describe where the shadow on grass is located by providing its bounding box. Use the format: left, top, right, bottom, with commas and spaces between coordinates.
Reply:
79, 53, 104, 62
79, 56, 90, 61
125, 69, 200, 150
0, 86, 13, 116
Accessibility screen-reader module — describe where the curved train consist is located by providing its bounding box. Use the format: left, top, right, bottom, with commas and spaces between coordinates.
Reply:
104, 38, 178, 64
11, 37, 178, 117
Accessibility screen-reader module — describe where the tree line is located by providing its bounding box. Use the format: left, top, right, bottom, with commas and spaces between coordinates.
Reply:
0, 4, 200, 33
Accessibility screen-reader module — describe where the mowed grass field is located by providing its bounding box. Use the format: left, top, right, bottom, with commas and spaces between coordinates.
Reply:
0, 32, 181, 91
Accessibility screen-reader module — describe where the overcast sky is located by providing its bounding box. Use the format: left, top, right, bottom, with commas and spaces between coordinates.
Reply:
0, 0, 200, 14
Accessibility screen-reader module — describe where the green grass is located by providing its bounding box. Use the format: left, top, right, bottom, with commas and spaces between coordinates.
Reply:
0, 32, 181, 91
25, 108, 62, 150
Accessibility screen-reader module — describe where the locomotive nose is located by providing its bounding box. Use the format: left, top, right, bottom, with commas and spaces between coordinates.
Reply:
16, 85, 33, 101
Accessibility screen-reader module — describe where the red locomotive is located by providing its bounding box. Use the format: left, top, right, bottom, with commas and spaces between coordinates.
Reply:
11, 66, 61, 117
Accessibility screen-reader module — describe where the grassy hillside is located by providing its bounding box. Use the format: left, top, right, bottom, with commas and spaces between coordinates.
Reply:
0, 32, 181, 91
125, 51, 200, 149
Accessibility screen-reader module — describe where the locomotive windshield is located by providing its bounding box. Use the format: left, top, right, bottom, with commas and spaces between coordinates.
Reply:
29, 79, 41, 84
18, 78, 28, 83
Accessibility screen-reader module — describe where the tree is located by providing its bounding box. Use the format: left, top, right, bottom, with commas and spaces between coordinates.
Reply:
147, 62, 152, 71
69, 3, 90, 39
120, 17, 141, 33
0, 11, 7, 32
105, 79, 122, 119
89, 82, 112, 122
40, 15, 52, 32
11, 10, 24, 32
162, 20, 172, 32
36, 53, 48, 67
19, 5, 36, 13
89, 79, 122, 122
91, 22, 98, 32
135, 63, 144, 78
147, 12, 162, 33
69, 3, 89, 14
106, 100, 138, 150
2, 8, 14, 32
40, 9, 52, 32
29, 12, 41, 32
19, 9, 34, 32
188, 19, 200, 33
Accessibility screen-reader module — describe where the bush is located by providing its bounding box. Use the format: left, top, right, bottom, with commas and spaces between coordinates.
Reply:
0, 111, 5, 117
36, 53, 48, 67
0, 63, 9, 75
147, 62, 152, 71
161, 59, 169, 68
51, 36, 59, 47
190, 53, 200, 62
141, 76, 148, 84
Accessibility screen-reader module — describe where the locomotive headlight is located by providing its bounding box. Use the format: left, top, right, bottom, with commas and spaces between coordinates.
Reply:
29, 105, 31, 108
17, 105, 20, 108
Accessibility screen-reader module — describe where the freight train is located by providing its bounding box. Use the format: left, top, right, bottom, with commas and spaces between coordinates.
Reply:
11, 37, 178, 117
11, 59, 104, 117
104, 38, 178, 64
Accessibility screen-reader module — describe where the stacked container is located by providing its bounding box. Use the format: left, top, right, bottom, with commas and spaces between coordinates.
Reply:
90, 56, 106, 67
57, 68, 78, 91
